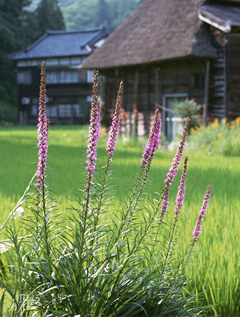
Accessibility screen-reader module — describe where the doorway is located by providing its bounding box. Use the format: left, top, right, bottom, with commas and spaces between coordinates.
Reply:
162, 94, 188, 142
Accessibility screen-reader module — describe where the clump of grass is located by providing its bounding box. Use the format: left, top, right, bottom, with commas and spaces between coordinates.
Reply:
0, 64, 212, 316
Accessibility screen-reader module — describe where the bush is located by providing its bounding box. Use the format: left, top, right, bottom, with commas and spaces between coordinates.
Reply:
173, 99, 201, 132
189, 118, 240, 156
0, 64, 212, 316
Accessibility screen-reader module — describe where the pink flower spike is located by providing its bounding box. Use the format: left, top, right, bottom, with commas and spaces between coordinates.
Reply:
85, 70, 101, 179
36, 61, 49, 201
106, 81, 124, 159
141, 109, 161, 167
161, 118, 190, 218
174, 156, 188, 215
192, 186, 211, 241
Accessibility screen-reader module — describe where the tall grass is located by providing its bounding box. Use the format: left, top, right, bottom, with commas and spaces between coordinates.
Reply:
0, 125, 239, 316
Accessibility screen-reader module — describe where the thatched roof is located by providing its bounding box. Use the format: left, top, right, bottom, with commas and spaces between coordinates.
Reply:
83, 0, 217, 69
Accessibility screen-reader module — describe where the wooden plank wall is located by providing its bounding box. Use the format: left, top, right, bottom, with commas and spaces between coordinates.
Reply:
102, 59, 205, 134
226, 34, 240, 120
208, 27, 226, 119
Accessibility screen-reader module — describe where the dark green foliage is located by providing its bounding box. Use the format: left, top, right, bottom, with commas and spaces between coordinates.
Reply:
63, 0, 144, 33
173, 99, 201, 132
96, 0, 109, 30
35, 0, 65, 35
0, 0, 65, 123
0, 0, 32, 122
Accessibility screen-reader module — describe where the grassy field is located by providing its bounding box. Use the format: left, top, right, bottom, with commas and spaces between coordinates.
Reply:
0, 125, 239, 316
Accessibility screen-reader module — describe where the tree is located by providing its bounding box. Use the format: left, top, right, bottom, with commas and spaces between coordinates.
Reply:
0, 0, 35, 122
96, 0, 109, 30
35, 0, 65, 35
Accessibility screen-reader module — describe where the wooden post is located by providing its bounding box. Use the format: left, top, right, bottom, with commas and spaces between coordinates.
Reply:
132, 68, 139, 136
224, 35, 228, 119
203, 60, 210, 125
115, 68, 119, 99
147, 66, 151, 134
155, 66, 159, 133
155, 67, 159, 108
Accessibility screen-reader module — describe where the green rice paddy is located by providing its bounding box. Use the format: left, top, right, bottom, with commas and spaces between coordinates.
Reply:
0, 125, 239, 316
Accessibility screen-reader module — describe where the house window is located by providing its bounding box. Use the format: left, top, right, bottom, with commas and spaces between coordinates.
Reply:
87, 70, 94, 83
71, 57, 81, 64
73, 104, 80, 117
60, 71, 79, 83
45, 59, 58, 66
46, 72, 58, 84
21, 97, 30, 105
162, 94, 188, 142
72, 71, 78, 83
61, 71, 71, 83
46, 71, 79, 84
32, 105, 38, 116
58, 104, 72, 118
47, 106, 58, 117
17, 70, 32, 84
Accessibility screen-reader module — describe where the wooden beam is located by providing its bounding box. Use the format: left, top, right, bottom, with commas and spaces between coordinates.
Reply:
133, 68, 139, 113
155, 67, 159, 108
198, 9, 231, 33
203, 60, 210, 125
224, 36, 228, 119
114, 67, 119, 101
147, 66, 151, 134
132, 68, 139, 136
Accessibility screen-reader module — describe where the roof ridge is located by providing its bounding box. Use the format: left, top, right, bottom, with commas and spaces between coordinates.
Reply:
46, 27, 105, 35
80, 28, 106, 48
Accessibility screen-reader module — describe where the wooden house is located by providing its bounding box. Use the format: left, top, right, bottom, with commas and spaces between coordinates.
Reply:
83, 0, 240, 140
7, 27, 108, 124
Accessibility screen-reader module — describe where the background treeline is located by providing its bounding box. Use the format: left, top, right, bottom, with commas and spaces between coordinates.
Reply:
30, 0, 145, 33
0, 0, 144, 123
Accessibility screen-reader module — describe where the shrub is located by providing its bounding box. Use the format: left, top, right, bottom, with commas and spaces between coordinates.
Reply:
189, 117, 240, 156
0, 63, 211, 316
173, 99, 201, 131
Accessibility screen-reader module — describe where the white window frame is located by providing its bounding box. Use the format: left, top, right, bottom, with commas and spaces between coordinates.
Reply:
162, 93, 188, 142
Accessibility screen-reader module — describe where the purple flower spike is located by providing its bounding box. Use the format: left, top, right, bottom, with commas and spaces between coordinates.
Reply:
174, 156, 188, 216
86, 70, 101, 179
161, 118, 190, 218
141, 109, 161, 167
192, 186, 211, 240
106, 81, 124, 161
36, 61, 49, 199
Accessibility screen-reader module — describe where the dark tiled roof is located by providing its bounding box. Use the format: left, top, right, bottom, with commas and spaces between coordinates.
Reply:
8, 27, 108, 60
83, 0, 217, 69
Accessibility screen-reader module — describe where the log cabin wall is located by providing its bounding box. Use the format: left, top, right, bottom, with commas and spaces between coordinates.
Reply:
102, 58, 206, 135
226, 34, 240, 120
208, 26, 227, 119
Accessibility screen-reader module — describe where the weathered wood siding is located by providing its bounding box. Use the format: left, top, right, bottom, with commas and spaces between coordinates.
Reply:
101, 58, 205, 134
208, 26, 226, 119
226, 34, 240, 120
